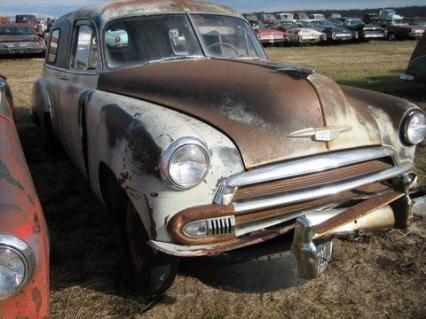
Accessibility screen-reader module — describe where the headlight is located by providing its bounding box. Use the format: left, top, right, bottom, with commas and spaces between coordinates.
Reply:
402, 110, 426, 145
0, 234, 35, 300
160, 137, 210, 189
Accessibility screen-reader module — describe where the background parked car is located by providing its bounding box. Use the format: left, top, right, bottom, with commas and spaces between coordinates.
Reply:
332, 17, 385, 41
401, 33, 426, 83
15, 14, 37, 24
0, 75, 49, 319
0, 23, 46, 56
310, 19, 353, 42
378, 8, 403, 21
309, 13, 326, 21
379, 19, 425, 40
284, 21, 326, 45
255, 28, 286, 46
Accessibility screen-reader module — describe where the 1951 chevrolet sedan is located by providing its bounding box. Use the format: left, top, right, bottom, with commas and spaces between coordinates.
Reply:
32, 0, 426, 297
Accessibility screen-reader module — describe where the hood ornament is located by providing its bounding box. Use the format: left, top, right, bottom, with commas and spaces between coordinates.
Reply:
288, 126, 352, 142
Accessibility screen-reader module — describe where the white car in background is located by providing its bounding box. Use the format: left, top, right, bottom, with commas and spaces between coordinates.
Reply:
285, 21, 326, 44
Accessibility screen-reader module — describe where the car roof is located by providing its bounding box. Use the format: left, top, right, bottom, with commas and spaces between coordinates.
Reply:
60, 0, 241, 26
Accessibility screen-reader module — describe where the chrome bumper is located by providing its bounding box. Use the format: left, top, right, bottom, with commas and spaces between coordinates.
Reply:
292, 188, 426, 279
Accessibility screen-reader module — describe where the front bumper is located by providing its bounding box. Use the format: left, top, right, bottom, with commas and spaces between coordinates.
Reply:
400, 73, 416, 81
0, 47, 45, 55
409, 32, 424, 39
333, 33, 353, 41
150, 187, 426, 260
259, 38, 286, 44
151, 147, 422, 259
299, 36, 321, 43
364, 32, 385, 39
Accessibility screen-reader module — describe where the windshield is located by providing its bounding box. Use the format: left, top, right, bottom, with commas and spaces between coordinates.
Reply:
104, 14, 266, 68
191, 14, 265, 60
0, 26, 34, 36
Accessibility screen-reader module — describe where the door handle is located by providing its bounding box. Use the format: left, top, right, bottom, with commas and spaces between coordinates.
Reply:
59, 75, 69, 81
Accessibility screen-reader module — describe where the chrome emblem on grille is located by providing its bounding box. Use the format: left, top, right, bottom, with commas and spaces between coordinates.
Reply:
288, 126, 352, 142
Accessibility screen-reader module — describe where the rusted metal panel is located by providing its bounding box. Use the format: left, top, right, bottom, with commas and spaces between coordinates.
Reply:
150, 223, 295, 257
0, 80, 49, 319
307, 73, 382, 151
341, 85, 419, 163
74, 0, 242, 23
98, 59, 329, 169
233, 160, 392, 201
168, 204, 235, 244
312, 191, 404, 237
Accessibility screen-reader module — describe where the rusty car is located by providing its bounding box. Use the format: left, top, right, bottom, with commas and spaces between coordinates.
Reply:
0, 75, 49, 318
401, 33, 426, 84
32, 0, 426, 298
0, 23, 46, 56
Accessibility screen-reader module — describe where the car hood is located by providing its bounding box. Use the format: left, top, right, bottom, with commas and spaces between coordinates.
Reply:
98, 59, 381, 169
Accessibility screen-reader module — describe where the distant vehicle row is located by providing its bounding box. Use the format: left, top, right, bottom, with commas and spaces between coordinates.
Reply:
249, 16, 425, 46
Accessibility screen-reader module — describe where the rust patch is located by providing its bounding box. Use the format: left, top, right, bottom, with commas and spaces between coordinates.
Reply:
102, 104, 161, 175
0, 159, 24, 190
144, 194, 157, 240
98, 59, 328, 168
33, 214, 41, 233
31, 287, 42, 317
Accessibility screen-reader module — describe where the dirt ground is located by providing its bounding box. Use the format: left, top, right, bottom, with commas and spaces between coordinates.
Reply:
1, 41, 425, 319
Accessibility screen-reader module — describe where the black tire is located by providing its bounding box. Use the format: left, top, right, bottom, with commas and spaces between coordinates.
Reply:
125, 201, 178, 298
388, 32, 396, 41
42, 113, 60, 155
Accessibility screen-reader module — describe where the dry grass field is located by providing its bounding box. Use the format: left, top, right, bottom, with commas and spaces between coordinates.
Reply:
0, 41, 425, 319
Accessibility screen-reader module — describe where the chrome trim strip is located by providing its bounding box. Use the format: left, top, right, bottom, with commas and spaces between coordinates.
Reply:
233, 162, 413, 214
215, 147, 395, 205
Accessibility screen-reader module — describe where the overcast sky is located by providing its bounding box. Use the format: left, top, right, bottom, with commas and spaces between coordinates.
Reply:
0, 0, 424, 17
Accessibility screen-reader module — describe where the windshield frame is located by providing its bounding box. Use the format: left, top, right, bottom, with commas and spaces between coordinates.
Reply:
102, 12, 268, 70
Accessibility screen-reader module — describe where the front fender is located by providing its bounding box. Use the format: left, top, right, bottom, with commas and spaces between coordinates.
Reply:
85, 91, 245, 242
341, 85, 419, 162
31, 78, 51, 123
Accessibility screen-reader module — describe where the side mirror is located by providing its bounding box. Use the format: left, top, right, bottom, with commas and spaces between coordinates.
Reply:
105, 29, 128, 49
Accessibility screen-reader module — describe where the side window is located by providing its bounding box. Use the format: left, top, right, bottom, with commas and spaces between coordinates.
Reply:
47, 29, 60, 64
72, 24, 100, 71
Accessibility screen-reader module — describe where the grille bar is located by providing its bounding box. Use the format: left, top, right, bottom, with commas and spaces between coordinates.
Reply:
233, 162, 412, 214
215, 147, 395, 205
233, 160, 392, 201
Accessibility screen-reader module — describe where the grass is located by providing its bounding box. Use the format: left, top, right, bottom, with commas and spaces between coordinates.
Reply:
1, 41, 425, 319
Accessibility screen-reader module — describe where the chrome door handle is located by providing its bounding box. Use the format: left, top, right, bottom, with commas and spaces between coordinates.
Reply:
59, 75, 69, 81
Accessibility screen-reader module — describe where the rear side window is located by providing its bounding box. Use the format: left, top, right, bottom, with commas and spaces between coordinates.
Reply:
47, 29, 60, 64
72, 24, 100, 71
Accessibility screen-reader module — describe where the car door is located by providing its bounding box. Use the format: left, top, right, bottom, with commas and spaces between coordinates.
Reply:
58, 20, 100, 176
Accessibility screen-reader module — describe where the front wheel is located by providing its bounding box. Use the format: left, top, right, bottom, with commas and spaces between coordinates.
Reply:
388, 32, 397, 41
125, 201, 178, 297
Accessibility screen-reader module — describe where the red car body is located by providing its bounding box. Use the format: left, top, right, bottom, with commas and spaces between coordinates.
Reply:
0, 76, 49, 319
255, 28, 286, 45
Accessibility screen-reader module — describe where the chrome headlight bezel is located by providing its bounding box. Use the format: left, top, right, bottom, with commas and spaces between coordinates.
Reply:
401, 110, 426, 146
160, 137, 210, 190
0, 234, 35, 300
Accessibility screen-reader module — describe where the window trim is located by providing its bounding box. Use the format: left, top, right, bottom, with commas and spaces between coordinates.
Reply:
69, 19, 101, 74
46, 28, 61, 65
